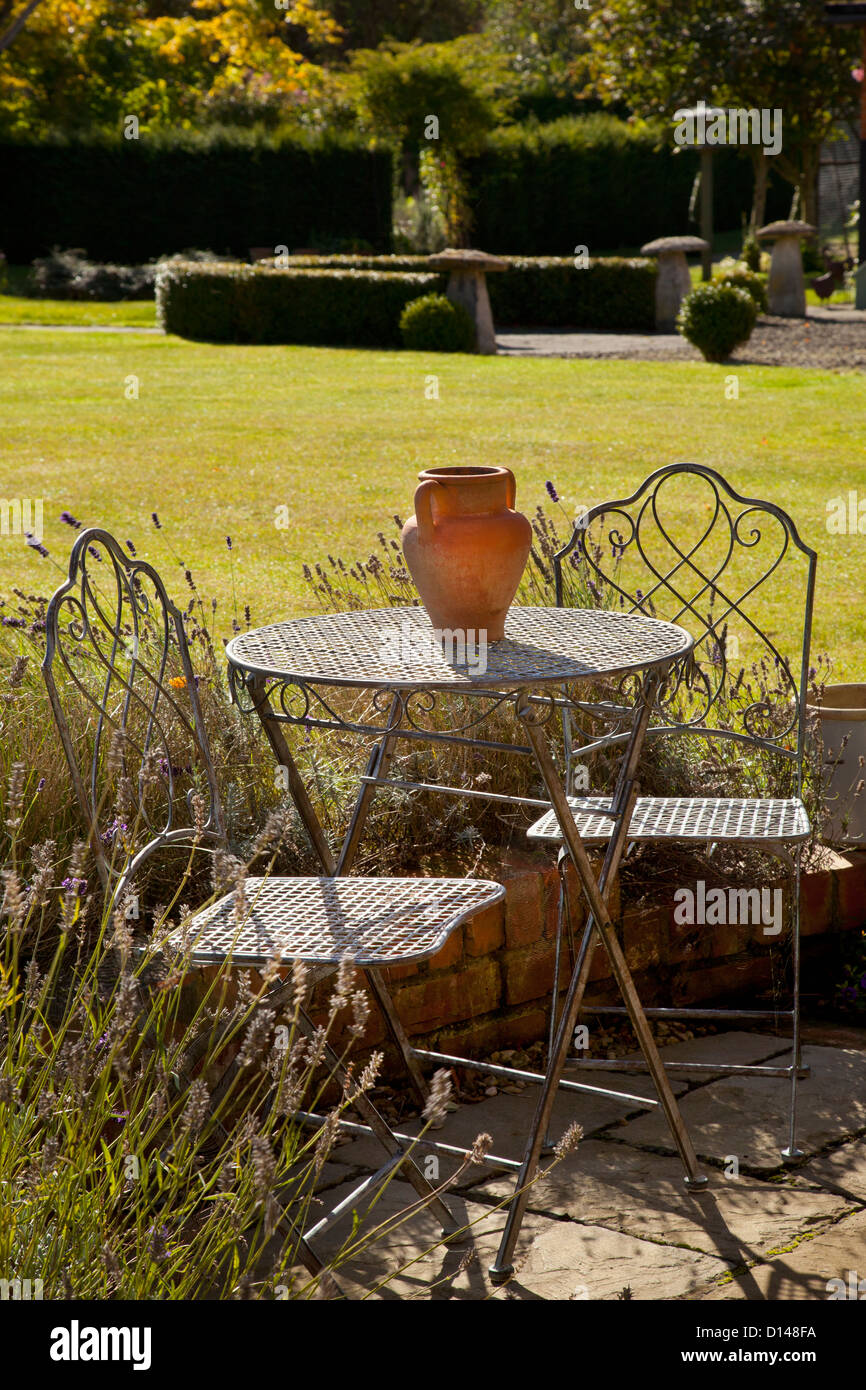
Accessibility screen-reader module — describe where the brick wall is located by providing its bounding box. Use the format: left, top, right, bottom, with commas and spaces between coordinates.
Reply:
317, 846, 866, 1068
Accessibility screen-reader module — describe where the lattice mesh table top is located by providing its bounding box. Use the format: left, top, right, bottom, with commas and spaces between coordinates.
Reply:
226, 606, 693, 691
528, 796, 810, 844
168, 875, 505, 967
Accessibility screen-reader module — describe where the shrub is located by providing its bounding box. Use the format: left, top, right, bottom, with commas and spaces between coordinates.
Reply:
156, 261, 440, 346
29, 247, 156, 301
263, 254, 657, 331
741, 232, 762, 272
399, 292, 475, 351
0, 132, 393, 263
490, 256, 656, 331
677, 283, 757, 362
712, 261, 769, 313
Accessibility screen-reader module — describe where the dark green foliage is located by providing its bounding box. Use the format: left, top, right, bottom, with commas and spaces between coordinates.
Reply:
399, 292, 476, 351
712, 266, 768, 314
263, 253, 657, 330
741, 233, 762, 272
801, 241, 824, 275
156, 261, 440, 346
489, 256, 656, 330
0, 132, 393, 263
677, 283, 757, 362
464, 116, 790, 254
28, 247, 156, 300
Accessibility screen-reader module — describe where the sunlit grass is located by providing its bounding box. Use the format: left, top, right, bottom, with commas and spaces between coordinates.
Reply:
1, 328, 863, 676
0, 296, 157, 327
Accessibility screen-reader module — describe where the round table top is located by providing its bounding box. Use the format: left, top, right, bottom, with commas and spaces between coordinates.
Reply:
226, 605, 694, 692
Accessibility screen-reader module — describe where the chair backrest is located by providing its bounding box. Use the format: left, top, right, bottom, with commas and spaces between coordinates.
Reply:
554, 463, 817, 794
42, 528, 226, 913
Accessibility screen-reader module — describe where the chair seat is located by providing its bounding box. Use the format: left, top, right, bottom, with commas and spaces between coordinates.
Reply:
171, 876, 505, 968
527, 796, 810, 845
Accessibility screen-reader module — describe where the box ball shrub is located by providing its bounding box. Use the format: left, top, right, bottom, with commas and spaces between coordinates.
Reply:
399, 293, 476, 352
712, 264, 768, 314
677, 283, 757, 362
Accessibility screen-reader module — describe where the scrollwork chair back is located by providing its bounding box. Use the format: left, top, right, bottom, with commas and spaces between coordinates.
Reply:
554, 463, 818, 796
42, 529, 227, 913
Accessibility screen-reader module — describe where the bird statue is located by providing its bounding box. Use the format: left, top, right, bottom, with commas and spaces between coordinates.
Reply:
811, 271, 836, 301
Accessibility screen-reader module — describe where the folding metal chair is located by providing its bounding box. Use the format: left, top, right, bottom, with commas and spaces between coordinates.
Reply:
42, 528, 504, 1288
527, 463, 817, 1159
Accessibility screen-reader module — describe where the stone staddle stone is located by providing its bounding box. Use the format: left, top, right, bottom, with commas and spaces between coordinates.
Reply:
427, 248, 508, 355
757, 220, 816, 318
640, 236, 710, 331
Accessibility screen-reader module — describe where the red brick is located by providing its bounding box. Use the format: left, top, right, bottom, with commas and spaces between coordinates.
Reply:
800, 866, 834, 937
464, 902, 505, 957
494, 1006, 550, 1050
672, 956, 771, 1006
427, 927, 464, 972
503, 943, 556, 1006
504, 869, 544, 948
383, 959, 422, 984
834, 851, 866, 932
393, 957, 501, 1032
623, 905, 669, 971
588, 932, 614, 983
435, 1015, 509, 1058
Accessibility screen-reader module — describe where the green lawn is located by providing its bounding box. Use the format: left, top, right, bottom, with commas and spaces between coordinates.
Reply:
1, 327, 864, 678
0, 295, 157, 327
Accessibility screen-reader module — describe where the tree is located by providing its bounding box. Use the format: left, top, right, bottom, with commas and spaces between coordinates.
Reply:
0, 0, 45, 54
0, 0, 341, 134
328, 0, 483, 52
482, 0, 591, 101
349, 37, 513, 243
587, 0, 861, 230
351, 37, 510, 151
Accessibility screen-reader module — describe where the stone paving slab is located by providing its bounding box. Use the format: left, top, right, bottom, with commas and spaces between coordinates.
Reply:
326, 1032, 789, 1178
790, 1134, 866, 1204
592, 1029, 789, 1073
327, 1068, 664, 1175
299, 1175, 731, 1301
696, 1208, 866, 1301
290, 1033, 866, 1299
617, 1045, 866, 1170
468, 1139, 848, 1263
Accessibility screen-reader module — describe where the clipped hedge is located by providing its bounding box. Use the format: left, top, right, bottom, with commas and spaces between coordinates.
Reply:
156, 262, 440, 346
489, 256, 655, 330
464, 115, 790, 256
262, 253, 656, 330
0, 132, 393, 263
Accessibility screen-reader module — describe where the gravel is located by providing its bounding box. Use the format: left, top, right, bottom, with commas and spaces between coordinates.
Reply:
497, 308, 866, 372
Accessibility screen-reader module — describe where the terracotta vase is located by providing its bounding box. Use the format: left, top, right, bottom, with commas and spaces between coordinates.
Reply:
401, 466, 532, 641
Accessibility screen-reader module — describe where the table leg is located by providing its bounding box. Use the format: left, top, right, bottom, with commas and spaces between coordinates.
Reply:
333, 695, 430, 1105
489, 681, 705, 1284
249, 676, 336, 874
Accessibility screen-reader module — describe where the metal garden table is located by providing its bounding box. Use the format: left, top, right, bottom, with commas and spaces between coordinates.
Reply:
226, 604, 708, 1282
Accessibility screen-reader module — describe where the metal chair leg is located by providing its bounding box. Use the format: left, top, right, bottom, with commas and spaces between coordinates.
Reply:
782, 848, 804, 1161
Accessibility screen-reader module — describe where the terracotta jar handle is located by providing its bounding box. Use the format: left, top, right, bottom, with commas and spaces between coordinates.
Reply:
504, 468, 516, 510
414, 479, 444, 540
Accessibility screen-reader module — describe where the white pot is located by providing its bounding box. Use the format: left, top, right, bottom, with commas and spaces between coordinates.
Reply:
807, 683, 866, 845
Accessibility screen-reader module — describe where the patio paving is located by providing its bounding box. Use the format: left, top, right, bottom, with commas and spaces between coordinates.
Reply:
304, 1028, 866, 1300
